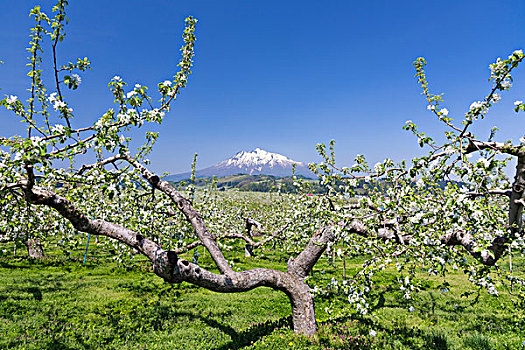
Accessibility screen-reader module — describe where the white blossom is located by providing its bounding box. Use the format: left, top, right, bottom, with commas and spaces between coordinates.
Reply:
6, 95, 18, 104
72, 74, 81, 84
112, 76, 122, 82
487, 284, 499, 295
162, 80, 172, 86
514, 100, 523, 106
369, 329, 377, 337
126, 91, 137, 99
439, 108, 449, 116
444, 146, 456, 155
30, 136, 42, 145
94, 119, 104, 129
48, 92, 58, 103
410, 212, 424, 223
53, 100, 67, 110
469, 101, 484, 111
501, 80, 512, 89
477, 157, 490, 168
150, 109, 165, 119
118, 113, 131, 124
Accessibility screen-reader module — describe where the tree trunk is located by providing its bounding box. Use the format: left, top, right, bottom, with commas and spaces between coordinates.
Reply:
287, 281, 317, 335
26, 238, 45, 259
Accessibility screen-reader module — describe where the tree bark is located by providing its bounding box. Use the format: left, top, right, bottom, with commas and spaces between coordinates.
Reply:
25, 238, 45, 259
287, 281, 317, 335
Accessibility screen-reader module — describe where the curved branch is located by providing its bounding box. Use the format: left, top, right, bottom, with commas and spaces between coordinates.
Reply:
254, 223, 290, 248
121, 154, 234, 275
346, 218, 512, 266
174, 240, 202, 253
20, 182, 318, 334
287, 226, 334, 278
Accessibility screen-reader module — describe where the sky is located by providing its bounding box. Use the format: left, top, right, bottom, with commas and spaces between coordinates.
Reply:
0, 0, 524, 175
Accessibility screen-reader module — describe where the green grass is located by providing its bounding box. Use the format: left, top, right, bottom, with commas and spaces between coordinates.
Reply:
1, 240, 525, 349
0, 255, 291, 349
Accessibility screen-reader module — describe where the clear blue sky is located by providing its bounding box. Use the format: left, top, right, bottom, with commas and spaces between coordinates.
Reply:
1, 0, 524, 175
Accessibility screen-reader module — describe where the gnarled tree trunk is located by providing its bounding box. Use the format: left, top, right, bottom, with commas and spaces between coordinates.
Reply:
287, 280, 317, 334
20, 158, 336, 335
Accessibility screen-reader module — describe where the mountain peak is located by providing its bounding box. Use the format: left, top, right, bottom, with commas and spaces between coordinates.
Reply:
226, 148, 303, 170
166, 148, 313, 181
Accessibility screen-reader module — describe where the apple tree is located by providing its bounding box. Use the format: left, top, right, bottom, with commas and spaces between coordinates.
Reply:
1, 0, 524, 336
309, 51, 525, 315
0, 1, 336, 335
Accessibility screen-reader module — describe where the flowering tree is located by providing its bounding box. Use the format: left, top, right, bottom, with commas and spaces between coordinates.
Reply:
0, 1, 334, 335
309, 51, 525, 312
1, 0, 524, 337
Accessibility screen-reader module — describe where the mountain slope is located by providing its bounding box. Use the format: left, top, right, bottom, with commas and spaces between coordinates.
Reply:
166, 148, 314, 181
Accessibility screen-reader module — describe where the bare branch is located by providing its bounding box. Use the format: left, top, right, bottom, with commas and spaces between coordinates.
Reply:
346, 218, 513, 266
77, 154, 125, 175
253, 223, 290, 248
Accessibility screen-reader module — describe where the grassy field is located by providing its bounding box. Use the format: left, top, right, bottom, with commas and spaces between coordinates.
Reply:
1, 236, 525, 350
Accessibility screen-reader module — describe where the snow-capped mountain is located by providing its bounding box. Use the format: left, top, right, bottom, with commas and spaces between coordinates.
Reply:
166, 148, 313, 181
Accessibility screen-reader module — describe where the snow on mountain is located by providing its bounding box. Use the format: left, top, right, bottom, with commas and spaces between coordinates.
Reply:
166, 148, 313, 181
219, 148, 303, 173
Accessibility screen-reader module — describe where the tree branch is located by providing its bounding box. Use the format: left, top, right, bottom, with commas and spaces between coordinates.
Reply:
467, 189, 512, 198
346, 218, 513, 266
76, 154, 125, 175
465, 139, 524, 157
121, 153, 234, 275
287, 226, 335, 278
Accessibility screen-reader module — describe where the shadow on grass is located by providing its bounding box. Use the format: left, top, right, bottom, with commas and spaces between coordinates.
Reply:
213, 315, 292, 350
93, 298, 292, 350
0, 286, 43, 301
0, 261, 32, 269
158, 309, 291, 350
